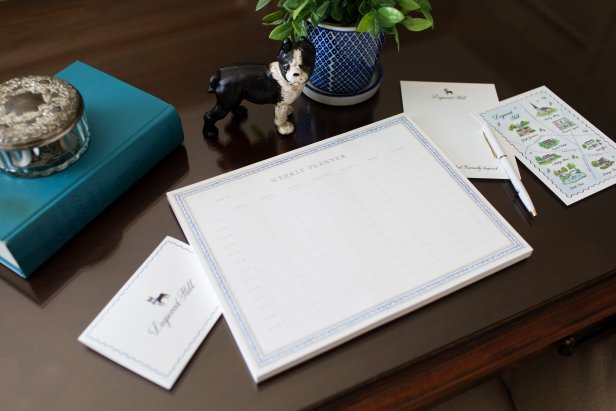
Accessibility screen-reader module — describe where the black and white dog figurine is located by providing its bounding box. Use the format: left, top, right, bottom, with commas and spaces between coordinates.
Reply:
203, 37, 316, 138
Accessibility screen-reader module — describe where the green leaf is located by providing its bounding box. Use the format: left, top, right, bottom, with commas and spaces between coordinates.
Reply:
422, 9, 433, 25
292, 19, 308, 37
283, 0, 301, 12
269, 22, 294, 39
359, 0, 371, 15
256, 0, 272, 11
357, 11, 376, 32
330, 4, 343, 21
415, 0, 431, 11
369, 14, 381, 37
296, 6, 312, 21
292, 0, 309, 20
397, 0, 420, 10
316, 1, 329, 17
377, 7, 405, 27
343, 3, 359, 24
372, 0, 395, 7
392, 25, 400, 51
401, 17, 432, 31
311, 11, 323, 25
262, 10, 286, 23
263, 18, 286, 26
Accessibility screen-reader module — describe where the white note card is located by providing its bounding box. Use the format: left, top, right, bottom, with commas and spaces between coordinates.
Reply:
168, 114, 532, 382
401, 81, 520, 179
78, 237, 221, 389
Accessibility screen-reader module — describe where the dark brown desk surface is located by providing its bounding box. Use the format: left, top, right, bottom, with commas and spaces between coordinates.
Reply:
1, 1, 616, 410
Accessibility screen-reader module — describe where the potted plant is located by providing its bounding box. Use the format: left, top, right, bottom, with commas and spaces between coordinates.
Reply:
256, 0, 433, 105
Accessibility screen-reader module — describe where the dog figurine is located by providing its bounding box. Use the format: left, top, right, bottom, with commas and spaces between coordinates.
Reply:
203, 37, 316, 138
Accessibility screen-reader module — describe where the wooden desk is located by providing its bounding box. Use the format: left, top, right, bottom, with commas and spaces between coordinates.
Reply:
1, 1, 615, 409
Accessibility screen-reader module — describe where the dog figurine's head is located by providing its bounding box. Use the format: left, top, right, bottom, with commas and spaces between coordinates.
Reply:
277, 37, 316, 85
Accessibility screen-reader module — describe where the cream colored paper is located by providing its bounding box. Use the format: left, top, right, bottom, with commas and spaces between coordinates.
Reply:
401, 81, 520, 179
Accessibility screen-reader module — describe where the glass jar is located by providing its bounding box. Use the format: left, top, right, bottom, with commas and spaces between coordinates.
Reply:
0, 75, 90, 178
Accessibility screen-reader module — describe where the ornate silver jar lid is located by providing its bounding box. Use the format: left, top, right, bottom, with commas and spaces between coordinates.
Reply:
0, 75, 90, 177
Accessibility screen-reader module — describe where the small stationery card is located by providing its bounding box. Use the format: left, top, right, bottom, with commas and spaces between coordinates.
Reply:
479, 86, 616, 205
401, 81, 520, 179
78, 237, 221, 389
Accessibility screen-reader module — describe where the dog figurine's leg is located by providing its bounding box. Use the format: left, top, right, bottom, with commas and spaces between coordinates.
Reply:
203, 103, 230, 138
232, 105, 248, 121
274, 103, 294, 135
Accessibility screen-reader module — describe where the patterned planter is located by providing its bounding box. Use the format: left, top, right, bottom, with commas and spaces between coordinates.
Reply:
305, 21, 385, 102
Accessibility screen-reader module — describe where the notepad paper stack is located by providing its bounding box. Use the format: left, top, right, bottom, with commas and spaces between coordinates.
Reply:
168, 114, 532, 383
0, 61, 184, 277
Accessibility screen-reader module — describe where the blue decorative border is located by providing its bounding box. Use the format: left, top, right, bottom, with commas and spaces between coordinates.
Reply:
84, 239, 219, 379
173, 116, 525, 368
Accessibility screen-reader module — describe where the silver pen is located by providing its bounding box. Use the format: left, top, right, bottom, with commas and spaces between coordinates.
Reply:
471, 114, 538, 217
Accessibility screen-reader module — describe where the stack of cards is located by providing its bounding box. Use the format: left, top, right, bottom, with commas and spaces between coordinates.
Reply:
78, 237, 221, 389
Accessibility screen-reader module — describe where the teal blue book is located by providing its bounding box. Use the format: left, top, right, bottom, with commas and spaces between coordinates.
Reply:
0, 61, 184, 277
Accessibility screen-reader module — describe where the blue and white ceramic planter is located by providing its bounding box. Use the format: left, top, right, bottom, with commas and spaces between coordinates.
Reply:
306, 22, 385, 97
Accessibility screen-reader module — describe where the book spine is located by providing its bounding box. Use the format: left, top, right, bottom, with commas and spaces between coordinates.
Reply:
6, 106, 184, 277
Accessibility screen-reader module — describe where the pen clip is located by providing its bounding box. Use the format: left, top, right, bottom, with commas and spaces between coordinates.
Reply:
472, 113, 498, 159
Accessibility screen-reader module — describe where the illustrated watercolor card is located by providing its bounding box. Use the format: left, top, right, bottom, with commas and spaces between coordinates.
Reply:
480, 86, 616, 205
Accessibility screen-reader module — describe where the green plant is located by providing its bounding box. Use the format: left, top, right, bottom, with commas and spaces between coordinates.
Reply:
256, 0, 433, 49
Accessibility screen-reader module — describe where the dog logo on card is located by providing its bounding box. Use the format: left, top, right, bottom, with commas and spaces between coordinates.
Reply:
432, 88, 467, 101
147, 293, 169, 306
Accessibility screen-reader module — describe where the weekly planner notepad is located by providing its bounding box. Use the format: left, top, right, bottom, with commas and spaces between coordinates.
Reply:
168, 114, 532, 382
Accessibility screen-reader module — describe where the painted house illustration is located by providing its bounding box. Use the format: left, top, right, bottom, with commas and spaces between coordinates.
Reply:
593, 157, 614, 169
536, 153, 560, 165
531, 103, 556, 116
509, 120, 535, 137
553, 117, 575, 131
582, 139, 602, 150
554, 166, 586, 184
539, 138, 559, 149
